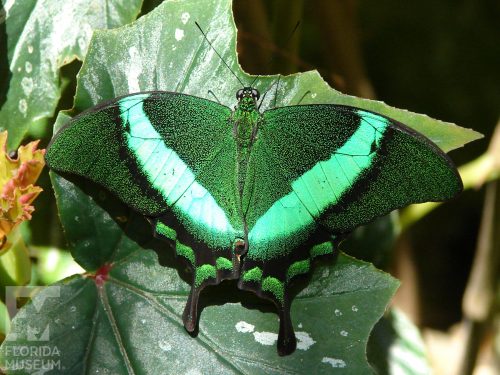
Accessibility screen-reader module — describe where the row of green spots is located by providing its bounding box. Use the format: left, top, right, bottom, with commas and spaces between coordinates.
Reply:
262, 277, 284, 304
216, 257, 232, 270
242, 267, 263, 283
195, 264, 216, 287
286, 259, 311, 283
155, 221, 177, 241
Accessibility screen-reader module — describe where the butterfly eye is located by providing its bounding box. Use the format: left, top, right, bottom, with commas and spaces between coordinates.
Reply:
236, 89, 244, 100
252, 89, 260, 100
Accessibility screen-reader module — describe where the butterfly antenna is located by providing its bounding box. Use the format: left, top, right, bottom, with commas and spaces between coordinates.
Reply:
195, 22, 245, 88
207, 90, 221, 104
250, 20, 300, 94
296, 90, 311, 105
273, 74, 281, 108
258, 79, 279, 110
260, 21, 302, 108
249, 20, 301, 90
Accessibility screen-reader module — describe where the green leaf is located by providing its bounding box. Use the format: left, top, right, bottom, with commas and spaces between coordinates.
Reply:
0, 0, 479, 372
0, 299, 9, 342
1, 1, 401, 370
0, 263, 397, 373
0, 173, 398, 373
0, 0, 143, 149
0, 228, 31, 292
33, 246, 85, 286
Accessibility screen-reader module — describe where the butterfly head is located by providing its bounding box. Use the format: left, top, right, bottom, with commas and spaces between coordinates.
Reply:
236, 87, 260, 112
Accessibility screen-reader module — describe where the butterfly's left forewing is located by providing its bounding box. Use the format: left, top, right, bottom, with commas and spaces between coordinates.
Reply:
241, 104, 462, 315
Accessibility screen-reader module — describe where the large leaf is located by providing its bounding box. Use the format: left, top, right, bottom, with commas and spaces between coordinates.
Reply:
0, 0, 479, 372
0, 172, 398, 374
0, 0, 143, 149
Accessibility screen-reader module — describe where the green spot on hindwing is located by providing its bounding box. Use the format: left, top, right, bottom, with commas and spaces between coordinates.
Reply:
242, 267, 263, 283
155, 221, 177, 241
216, 257, 232, 270
195, 264, 217, 287
286, 260, 311, 282
261, 277, 284, 303
176, 242, 195, 266
310, 241, 334, 259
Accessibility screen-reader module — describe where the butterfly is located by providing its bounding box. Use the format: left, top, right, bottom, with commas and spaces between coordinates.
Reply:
46, 85, 462, 355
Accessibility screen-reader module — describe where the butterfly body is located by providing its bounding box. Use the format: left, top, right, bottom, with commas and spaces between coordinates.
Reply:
46, 87, 462, 355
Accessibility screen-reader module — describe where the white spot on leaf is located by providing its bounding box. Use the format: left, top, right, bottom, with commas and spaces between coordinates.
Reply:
253, 331, 278, 346
27, 45, 34, 54
352, 305, 358, 312
181, 12, 190, 24
127, 47, 142, 92
21, 77, 33, 96
175, 28, 184, 41
18, 99, 27, 116
158, 340, 172, 351
235, 321, 255, 333
298, 323, 303, 328
322, 357, 346, 368
340, 330, 348, 337
296, 331, 316, 350
25, 61, 32, 73
334, 309, 342, 316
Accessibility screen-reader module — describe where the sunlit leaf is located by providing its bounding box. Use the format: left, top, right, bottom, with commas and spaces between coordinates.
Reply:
0, 0, 143, 148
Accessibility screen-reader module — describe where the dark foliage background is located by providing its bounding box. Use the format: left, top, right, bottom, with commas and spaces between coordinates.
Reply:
233, 1, 499, 372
